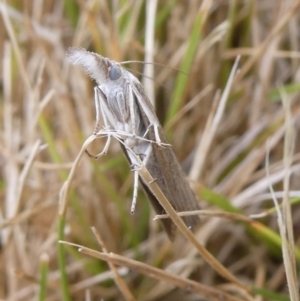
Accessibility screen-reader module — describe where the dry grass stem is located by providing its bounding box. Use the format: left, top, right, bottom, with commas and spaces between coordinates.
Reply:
91, 227, 136, 301
142, 0, 157, 106
138, 163, 250, 292
60, 240, 247, 301
154, 209, 254, 224
59, 135, 96, 217
189, 56, 240, 181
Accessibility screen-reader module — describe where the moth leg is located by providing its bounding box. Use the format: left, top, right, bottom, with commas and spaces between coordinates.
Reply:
153, 125, 162, 145
142, 126, 150, 138
143, 124, 162, 145
86, 134, 112, 159
130, 82, 166, 145
130, 164, 139, 214
94, 87, 110, 134
93, 87, 102, 134
127, 84, 136, 137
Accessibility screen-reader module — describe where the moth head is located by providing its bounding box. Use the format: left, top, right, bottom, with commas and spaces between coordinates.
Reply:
108, 65, 122, 81
66, 48, 113, 85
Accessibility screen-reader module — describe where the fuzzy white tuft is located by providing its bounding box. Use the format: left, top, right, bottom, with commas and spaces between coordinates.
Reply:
66, 48, 108, 84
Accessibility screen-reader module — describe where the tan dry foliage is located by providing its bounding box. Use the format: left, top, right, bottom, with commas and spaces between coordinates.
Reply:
1, 1, 300, 300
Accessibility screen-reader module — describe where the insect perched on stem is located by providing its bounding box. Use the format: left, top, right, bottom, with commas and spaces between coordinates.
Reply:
66, 48, 200, 239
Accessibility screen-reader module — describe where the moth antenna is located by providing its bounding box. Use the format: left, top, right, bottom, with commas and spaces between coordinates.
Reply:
125, 69, 156, 82
120, 60, 188, 77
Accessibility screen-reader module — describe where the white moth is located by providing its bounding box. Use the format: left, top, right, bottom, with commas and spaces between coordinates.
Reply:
67, 48, 200, 239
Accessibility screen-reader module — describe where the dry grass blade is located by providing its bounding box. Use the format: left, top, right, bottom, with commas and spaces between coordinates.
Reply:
0, 3, 31, 91
70, 267, 129, 293
154, 209, 254, 224
59, 135, 96, 217
265, 100, 299, 300
60, 241, 247, 301
142, 0, 157, 106
235, 1, 300, 83
275, 89, 298, 301
91, 227, 136, 301
138, 163, 250, 292
165, 84, 213, 131
0, 198, 54, 231
189, 56, 240, 181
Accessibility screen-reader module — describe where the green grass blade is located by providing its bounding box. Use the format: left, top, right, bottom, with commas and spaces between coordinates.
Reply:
58, 216, 71, 301
38, 254, 49, 301
199, 186, 300, 261
252, 287, 290, 301
63, 0, 79, 28
166, 11, 204, 123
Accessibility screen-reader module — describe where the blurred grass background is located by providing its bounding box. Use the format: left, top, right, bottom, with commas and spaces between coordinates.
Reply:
1, 0, 300, 300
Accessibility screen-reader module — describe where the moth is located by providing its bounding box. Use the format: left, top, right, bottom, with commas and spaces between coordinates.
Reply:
67, 48, 200, 239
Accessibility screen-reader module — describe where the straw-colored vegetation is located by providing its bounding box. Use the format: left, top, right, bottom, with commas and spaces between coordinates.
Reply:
1, 1, 300, 300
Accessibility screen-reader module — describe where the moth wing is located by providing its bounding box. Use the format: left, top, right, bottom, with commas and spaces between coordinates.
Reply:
131, 81, 201, 238
120, 143, 176, 239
